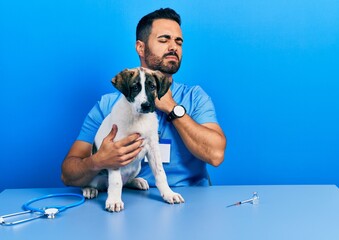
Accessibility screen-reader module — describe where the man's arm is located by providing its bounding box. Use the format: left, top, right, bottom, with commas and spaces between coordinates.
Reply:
155, 90, 226, 166
172, 118, 226, 166
61, 140, 101, 187
61, 125, 144, 187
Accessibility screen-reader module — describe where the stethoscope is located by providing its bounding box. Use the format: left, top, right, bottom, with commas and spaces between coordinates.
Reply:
0, 193, 85, 226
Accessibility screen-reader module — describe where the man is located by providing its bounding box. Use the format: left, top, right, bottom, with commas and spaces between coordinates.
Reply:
61, 8, 226, 188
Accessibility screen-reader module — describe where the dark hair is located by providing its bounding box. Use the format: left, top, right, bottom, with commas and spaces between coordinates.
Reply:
136, 8, 181, 42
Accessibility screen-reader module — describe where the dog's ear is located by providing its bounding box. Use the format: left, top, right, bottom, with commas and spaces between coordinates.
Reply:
111, 69, 137, 98
152, 71, 172, 99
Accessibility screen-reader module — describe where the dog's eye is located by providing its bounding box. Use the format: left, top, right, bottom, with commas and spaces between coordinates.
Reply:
149, 84, 156, 91
131, 85, 140, 92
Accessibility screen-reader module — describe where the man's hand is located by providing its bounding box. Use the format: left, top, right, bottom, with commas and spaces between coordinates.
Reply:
155, 89, 177, 114
61, 124, 144, 187
92, 124, 144, 171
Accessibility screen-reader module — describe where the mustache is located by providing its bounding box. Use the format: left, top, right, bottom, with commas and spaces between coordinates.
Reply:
163, 51, 179, 59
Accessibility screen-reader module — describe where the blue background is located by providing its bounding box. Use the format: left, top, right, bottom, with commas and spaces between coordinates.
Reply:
1, 0, 338, 191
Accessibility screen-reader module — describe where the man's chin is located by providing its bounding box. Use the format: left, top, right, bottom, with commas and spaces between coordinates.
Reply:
162, 62, 180, 74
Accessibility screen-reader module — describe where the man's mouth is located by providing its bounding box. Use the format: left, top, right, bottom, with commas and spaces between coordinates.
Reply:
165, 56, 178, 62
164, 52, 179, 61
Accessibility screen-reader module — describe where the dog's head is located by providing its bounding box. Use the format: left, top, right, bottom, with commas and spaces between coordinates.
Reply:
111, 67, 172, 113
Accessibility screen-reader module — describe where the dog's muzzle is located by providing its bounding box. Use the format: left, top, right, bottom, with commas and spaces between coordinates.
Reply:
140, 102, 155, 113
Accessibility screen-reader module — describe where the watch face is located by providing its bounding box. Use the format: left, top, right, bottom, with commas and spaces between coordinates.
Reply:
174, 105, 185, 117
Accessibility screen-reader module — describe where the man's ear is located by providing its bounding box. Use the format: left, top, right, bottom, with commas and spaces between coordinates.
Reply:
153, 71, 172, 99
136, 40, 145, 58
111, 69, 136, 97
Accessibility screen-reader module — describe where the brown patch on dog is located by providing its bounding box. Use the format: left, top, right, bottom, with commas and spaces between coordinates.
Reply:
111, 68, 140, 98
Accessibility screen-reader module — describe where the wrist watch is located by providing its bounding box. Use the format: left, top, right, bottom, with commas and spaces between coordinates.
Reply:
167, 105, 186, 122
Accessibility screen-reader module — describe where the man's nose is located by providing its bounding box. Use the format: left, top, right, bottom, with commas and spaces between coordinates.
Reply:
168, 40, 178, 51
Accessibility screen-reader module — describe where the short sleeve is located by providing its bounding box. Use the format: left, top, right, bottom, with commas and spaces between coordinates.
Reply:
189, 86, 218, 125
77, 93, 121, 143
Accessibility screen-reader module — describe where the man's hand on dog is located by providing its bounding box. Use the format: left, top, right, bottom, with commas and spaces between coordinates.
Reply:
92, 124, 144, 171
155, 89, 176, 114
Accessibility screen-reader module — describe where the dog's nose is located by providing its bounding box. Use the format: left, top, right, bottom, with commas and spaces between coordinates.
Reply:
141, 102, 153, 113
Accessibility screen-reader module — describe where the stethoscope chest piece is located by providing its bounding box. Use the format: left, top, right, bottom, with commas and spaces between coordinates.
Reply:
44, 208, 59, 219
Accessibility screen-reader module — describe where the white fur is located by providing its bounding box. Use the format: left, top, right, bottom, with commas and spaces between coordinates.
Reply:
83, 69, 184, 212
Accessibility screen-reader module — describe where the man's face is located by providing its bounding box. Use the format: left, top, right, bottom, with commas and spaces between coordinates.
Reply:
143, 19, 183, 74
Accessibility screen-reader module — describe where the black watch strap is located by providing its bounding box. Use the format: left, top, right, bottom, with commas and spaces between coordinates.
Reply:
167, 111, 177, 122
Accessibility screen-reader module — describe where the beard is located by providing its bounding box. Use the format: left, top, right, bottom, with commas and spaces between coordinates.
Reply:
144, 45, 181, 74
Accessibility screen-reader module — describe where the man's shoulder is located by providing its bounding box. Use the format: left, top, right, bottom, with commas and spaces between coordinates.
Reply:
90, 92, 122, 118
98, 92, 122, 107
173, 81, 208, 99
173, 81, 205, 94
99, 92, 121, 101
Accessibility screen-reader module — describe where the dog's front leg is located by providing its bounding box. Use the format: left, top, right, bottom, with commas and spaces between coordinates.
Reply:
146, 145, 184, 204
106, 169, 124, 212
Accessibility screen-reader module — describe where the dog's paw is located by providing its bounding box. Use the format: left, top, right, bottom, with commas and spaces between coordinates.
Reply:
125, 177, 149, 190
162, 191, 185, 204
82, 187, 98, 199
105, 198, 124, 212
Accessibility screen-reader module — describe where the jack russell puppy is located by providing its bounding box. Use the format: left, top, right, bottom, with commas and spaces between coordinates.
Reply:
82, 67, 185, 212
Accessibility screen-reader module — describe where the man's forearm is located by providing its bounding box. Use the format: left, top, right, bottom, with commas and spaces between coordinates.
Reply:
61, 155, 100, 187
172, 114, 226, 166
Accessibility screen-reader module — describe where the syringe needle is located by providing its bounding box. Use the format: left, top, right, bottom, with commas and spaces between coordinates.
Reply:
226, 201, 242, 208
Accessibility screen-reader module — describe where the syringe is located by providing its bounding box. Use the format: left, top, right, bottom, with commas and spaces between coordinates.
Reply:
226, 192, 259, 208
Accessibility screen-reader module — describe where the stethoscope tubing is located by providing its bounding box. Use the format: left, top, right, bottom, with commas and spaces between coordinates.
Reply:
22, 193, 85, 213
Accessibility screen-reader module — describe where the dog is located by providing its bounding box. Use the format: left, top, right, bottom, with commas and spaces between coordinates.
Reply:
82, 67, 185, 212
